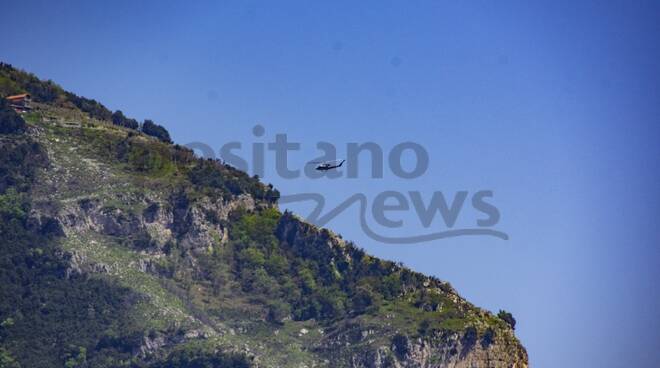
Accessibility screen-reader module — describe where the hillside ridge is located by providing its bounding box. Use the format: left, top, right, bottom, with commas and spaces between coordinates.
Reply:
0, 63, 527, 368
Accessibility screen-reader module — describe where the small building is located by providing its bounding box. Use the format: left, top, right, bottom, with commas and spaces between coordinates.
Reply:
5, 93, 32, 113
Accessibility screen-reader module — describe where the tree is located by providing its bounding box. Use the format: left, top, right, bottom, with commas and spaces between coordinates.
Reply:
318, 289, 346, 319
392, 334, 409, 360
142, 119, 172, 143
418, 319, 431, 335
267, 300, 291, 324
380, 273, 403, 299
264, 253, 288, 276
64, 347, 86, 368
111, 110, 138, 129
238, 247, 266, 268
0, 347, 20, 368
298, 267, 317, 293
498, 309, 516, 330
111, 110, 126, 125
0, 98, 26, 134
350, 287, 376, 314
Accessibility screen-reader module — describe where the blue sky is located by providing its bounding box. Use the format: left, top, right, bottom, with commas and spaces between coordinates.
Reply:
2, 1, 659, 366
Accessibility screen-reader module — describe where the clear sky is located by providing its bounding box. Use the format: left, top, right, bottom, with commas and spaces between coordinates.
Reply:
2, 1, 659, 366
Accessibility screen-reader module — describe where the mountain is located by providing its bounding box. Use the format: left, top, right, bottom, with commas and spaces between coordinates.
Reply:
0, 63, 527, 368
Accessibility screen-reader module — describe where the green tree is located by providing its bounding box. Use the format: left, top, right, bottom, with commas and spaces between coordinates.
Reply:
318, 289, 346, 319
0, 98, 26, 134
267, 300, 291, 324
498, 309, 516, 330
298, 267, 317, 293
238, 247, 266, 268
264, 253, 288, 276
380, 273, 403, 299
0, 188, 27, 220
64, 347, 86, 368
111, 110, 138, 129
392, 334, 409, 360
0, 347, 21, 368
142, 119, 172, 143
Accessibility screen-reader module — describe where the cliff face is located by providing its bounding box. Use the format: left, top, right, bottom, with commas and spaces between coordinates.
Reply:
0, 65, 527, 368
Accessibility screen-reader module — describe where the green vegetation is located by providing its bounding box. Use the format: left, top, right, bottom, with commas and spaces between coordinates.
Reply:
142, 119, 172, 143
111, 110, 139, 130
125, 139, 177, 177
0, 99, 26, 134
0, 137, 143, 367
0, 188, 27, 221
498, 309, 516, 330
0, 134, 48, 195
188, 158, 279, 202
0, 347, 20, 368
197, 207, 476, 335
392, 333, 409, 359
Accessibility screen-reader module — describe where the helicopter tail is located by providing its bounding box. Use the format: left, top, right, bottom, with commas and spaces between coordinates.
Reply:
338, 159, 346, 167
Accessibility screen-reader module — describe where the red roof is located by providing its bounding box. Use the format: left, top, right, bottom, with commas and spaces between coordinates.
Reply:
6, 93, 30, 100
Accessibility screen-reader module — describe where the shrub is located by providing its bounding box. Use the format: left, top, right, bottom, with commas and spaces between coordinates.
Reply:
497, 309, 516, 330
350, 287, 376, 314
142, 119, 172, 143
0, 188, 27, 221
0, 98, 26, 134
64, 347, 87, 368
126, 142, 174, 175
481, 328, 496, 348
238, 247, 266, 268
418, 319, 431, 335
380, 273, 403, 300
111, 110, 139, 129
264, 253, 288, 276
317, 289, 346, 319
413, 289, 443, 312
0, 138, 49, 193
392, 334, 409, 359
462, 326, 478, 351
266, 300, 291, 324
298, 267, 317, 293
0, 348, 20, 368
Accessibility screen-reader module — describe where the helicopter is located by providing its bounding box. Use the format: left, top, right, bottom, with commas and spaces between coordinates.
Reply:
308, 159, 346, 171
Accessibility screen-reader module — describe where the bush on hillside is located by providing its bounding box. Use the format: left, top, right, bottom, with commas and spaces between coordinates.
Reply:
498, 309, 516, 330
0, 98, 26, 134
142, 119, 172, 143
111, 110, 139, 129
